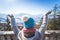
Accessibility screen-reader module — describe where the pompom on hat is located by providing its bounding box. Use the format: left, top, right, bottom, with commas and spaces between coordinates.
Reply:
22, 15, 35, 29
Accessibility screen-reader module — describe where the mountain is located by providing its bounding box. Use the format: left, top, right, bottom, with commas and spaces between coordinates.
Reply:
15, 13, 43, 23
0, 13, 7, 22
0, 13, 43, 23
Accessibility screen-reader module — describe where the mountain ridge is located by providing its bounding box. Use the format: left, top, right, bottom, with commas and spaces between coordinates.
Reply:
0, 13, 43, 23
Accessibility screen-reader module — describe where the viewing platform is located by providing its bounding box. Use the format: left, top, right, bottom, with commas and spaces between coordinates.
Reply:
0, 30, 60, 40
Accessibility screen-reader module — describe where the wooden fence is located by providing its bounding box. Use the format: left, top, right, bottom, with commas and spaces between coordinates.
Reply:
0, 30, 60, 40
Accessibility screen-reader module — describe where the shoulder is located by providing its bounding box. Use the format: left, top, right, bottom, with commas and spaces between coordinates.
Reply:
18, 30, 23, 35
35, 29, 41, 36
18, 30, 23, 40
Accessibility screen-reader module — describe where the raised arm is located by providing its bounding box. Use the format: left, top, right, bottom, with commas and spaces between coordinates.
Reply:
39, 11, 52, 36
7, 15, 20, 39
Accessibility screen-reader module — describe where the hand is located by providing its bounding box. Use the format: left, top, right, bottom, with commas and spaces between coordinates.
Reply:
7, 14, 14, 18
7, 14, 14, 22
45, 11, 52, 16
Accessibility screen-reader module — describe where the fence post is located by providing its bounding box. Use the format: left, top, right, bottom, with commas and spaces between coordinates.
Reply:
6, 35, 11, 40
57, 33, 60, 40
0, 36, 5, 40
11, 35, 17, 40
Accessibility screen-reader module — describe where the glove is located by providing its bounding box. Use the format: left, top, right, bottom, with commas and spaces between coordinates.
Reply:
45, 10, 52, 16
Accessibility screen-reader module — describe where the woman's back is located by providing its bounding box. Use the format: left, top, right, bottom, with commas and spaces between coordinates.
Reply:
18, 29, 41, 40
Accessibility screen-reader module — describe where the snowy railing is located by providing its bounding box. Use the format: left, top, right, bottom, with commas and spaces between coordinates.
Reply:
0, 30, 60, 40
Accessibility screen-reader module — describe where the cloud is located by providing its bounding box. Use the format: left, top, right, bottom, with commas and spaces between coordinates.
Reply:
0, 0, 59, 15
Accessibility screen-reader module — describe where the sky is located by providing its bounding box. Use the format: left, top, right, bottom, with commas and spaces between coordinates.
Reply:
0, 0, 60, 15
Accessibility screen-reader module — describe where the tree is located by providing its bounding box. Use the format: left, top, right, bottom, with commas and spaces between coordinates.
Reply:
5, 16, 12, 31
47, 4, 60, 30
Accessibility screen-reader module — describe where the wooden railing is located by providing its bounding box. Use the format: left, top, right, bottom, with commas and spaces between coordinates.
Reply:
0, 30, 60, 40
44, 30, 60, 40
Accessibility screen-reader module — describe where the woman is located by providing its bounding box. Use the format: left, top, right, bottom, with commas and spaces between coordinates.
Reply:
8, 11, 52, 40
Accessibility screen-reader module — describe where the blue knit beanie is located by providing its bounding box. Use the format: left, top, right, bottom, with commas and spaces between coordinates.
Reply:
22, 15, 35, 29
